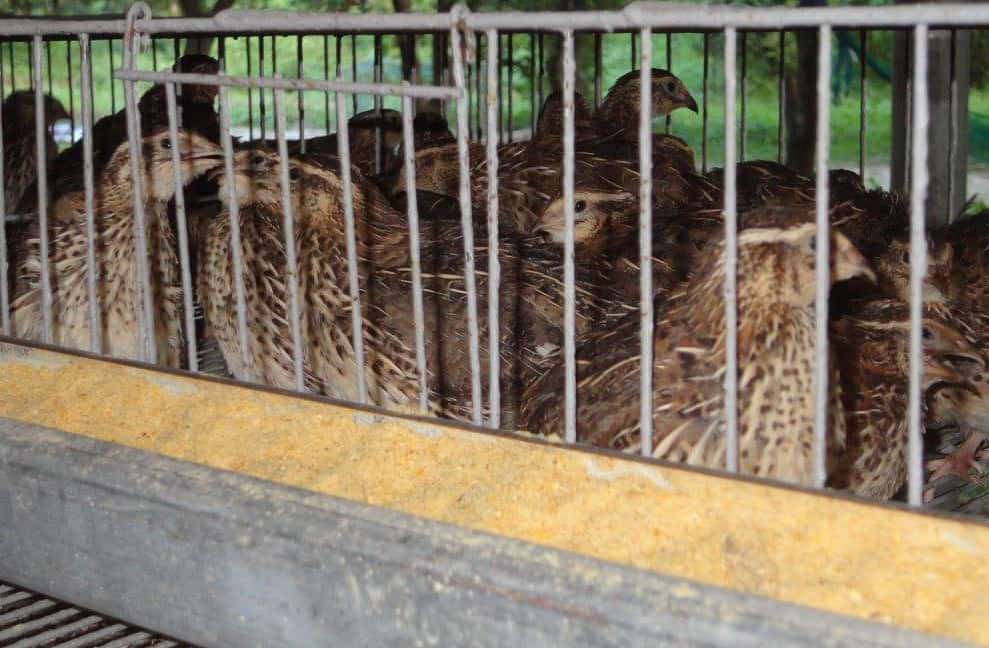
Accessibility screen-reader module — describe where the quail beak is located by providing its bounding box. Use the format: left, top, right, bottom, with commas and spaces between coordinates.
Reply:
181, 149, 225, 163
682, 92, 699, 114
924, 359, 965, 389
832, 233, 876, 283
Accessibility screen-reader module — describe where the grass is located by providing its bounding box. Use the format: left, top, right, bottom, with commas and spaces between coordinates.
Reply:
4, 29, 987, 183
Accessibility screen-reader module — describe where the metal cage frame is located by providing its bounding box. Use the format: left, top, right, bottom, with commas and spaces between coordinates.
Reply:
1, 6, 989, 642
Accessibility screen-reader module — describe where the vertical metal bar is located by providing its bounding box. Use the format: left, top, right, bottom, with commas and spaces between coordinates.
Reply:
274, 88, 304, 392
948, 29, 958, 218
297, 36, 305, 154
173, 38, 183, 130
373, 34, 383, 174
32, 36, 53, 345
908, 24, 930, 507
449, 21, 483, 426
813, 25, 832, 489
164, 83, 198, 372
151, 36, 158, 70
246, 36, 254, 142
351, 34, 358, 115
484, 29, 501, 429
324, 35, 331, 136
218, 85, 251, 374
7, 42, 15, 91
702, 32, 709, 173
562, 29, 577, 444
108, 39, 116, 114
122, 37, 155, 363
66, 40, 75, 140
0, 53, 7, 335
537, 32, 544, 111
778, 30, 785, 163
474, 33, 483, 140
79, 34, 100, 354
335, 88, 368, 404
739, 31, 747, 162
86, 39, 94, 130
530, 32, 538, 133
723, 27, 739, 474
497, 34, 504, 143
638, 29, 654, 457
593, 33, 602, 109
859, 29, 867, 179
218, 36, 225, 67
506, 33, 513, 143
401, 91, 429, 413
665, 32, 672, 133
45, 40, 53, 97
259, 36, 266, 142
333, 35, 341, 134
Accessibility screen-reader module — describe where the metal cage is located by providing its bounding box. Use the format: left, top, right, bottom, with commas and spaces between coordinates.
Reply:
2, 3, 989, 644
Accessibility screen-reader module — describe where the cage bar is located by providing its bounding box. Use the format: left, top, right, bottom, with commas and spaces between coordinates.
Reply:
218, 85, 252, 374
351, 34, 357, 114
594, 33, 602, 109
297, 36, 305, 154
115, 69, 458, 100
701, 32, 709, 172
79, 34, 100, 354
638, 29, 654, 457
273, 88, 304, 392
530, 32, 537, 132
373, 33, 382, 173
246, 36, 254, 142
562, 28, 577, 444
449, 18, 483, 426
400, 91, 429, 414
665, 33, 672, 133
506, 33, 513, 143
777, 30, 785, 163
108, 39, 116, 113
335, 88, 369, 405
32, 36, 54, 345
164, 83, 199, 373
907, 24, 930, 507
0, 56, 7, 336
813, 24, 832, 488
723, 26, 739, 473
859, 29, 867, 179
485, 29, 501, 429
259, 36, 266, 142
739, 31, 746, 162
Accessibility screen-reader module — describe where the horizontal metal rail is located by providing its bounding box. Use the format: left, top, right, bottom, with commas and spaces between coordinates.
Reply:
5, 3, 989, 37
113, 69, 459, 100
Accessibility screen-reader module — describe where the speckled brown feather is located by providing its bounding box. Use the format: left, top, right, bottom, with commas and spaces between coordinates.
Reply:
521, 205, 876, 487
11, 128, 222, 366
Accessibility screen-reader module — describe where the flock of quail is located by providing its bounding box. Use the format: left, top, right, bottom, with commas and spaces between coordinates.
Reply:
6, 53, 989, 504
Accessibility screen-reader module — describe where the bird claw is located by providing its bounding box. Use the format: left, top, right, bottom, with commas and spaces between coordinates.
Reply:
926, 432, 987, 485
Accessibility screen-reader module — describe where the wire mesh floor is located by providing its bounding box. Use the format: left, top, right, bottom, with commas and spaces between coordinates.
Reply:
0, 582, 190, 648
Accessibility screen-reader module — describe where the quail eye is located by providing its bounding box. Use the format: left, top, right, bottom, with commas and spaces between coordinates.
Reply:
665, 81, 677, 93
161, 139, 172, 150
900, 250, 910, 264
251, 155, 266, 168
289, 167, 301, 181
922, 327, 933, 340
574, 200, 587, 213
808, 237, 816, 252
